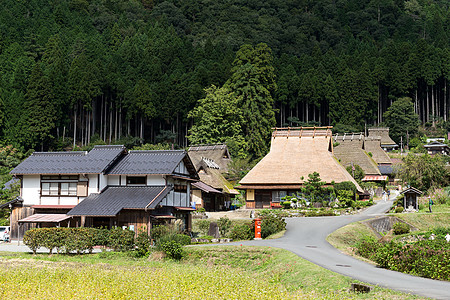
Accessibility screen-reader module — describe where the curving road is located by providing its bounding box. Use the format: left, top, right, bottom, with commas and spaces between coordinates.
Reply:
232, 197, 450, 299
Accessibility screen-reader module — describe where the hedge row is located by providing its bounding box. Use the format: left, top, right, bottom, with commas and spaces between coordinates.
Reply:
355, 232, 450, 281
23, 227, 134, 254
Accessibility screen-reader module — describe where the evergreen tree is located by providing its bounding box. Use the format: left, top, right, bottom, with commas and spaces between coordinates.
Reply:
187, 85, 247, 158
24, 63, 57, 149
225, 43, 276, 158
383, 97, 420, 143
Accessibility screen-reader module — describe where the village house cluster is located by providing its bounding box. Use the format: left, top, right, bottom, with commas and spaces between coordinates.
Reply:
3, 126, 403, 238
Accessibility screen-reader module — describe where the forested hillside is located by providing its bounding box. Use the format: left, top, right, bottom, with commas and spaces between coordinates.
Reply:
0, 0, 448, 156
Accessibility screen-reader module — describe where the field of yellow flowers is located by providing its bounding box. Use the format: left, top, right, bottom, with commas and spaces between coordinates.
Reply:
0, 246, 418, 299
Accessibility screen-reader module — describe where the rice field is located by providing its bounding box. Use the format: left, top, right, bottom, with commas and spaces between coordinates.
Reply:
0, 259, 306, 299
0, 246, 421, 299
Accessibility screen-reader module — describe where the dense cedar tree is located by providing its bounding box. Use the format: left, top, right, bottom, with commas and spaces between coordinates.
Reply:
0, 0, 448, 158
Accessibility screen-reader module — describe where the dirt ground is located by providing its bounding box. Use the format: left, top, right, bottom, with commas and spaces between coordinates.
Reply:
206, 209, 253, 220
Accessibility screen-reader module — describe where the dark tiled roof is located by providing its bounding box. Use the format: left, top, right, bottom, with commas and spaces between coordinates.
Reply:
108, 150, 188, 175
192, 181, 222, 193
10, 145, 126, 175
0, 197, 23, 209
67, 186, 172, 216
378, 165, 393, 175
424, 141, 449, 148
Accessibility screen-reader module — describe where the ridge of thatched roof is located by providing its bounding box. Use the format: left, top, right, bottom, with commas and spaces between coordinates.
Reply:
364, 137, 392, 165
188, 144, 231, 172
368, 128, 397, 147
239, 128, 363, 192
333, 134, 380, 175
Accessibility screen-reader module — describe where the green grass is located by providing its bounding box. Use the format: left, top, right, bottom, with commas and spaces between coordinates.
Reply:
395, 211, 450, 230
0, 247, 421, 299
327, 222, 377, 256
418, 205, 450, 213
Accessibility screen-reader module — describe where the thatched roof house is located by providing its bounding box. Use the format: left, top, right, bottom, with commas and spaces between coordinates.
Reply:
333, 133, 380, 176
364, 136, 392, 165
188, 144, 231, 172
188, 144, 238, 211
368, 128, 398, 151
238, 127, 363, 209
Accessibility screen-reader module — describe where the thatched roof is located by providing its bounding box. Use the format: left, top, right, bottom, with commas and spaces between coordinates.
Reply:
188, 145, 238, 195
364, 137, 392, 165
368, 128, 398, 148
197, 166, 239, 195
333, 133, 380, 175
239, 127, 363, 192
188, 144, 231, 172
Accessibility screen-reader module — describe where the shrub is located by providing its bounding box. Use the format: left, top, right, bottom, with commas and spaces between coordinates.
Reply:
65, 228, 97, 254
337, 190, 354, 208
150, 225, 171, 240
23, 228, 41, 255
196, 207, 206, 213
94, 227, 110, 248
157, 233, 191, 248
196, 220, 211, 236
334, 181, 357, 194
256, 213, 286, 239
108, 227, 135, 251
393, 222, 410, 235
429, 188, 450, 205
47, 228, 68, 254
395, 206, 404, 213
375, 240, 450, 280
159, 241, 184, 260
134, 229, 151, 257
229, 223, 253, 241
354, 236, 379, 260
217, 217, 232, 237
281, 201, 291, 209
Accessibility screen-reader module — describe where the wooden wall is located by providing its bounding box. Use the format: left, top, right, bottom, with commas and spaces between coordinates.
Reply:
10, 206, 34, 239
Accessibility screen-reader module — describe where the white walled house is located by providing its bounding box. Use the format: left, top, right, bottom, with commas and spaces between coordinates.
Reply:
9, 146, 198, 239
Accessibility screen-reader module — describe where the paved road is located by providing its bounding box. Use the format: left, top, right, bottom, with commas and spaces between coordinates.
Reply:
231, 197, 450, 299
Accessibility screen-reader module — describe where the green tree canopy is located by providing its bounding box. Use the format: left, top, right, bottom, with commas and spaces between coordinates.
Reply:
383, 97, 420, 143
225, 43, 276, 158
23, 64, 57, 149
187, 85, 247, 158
396, 153, 448, 191
302, 172, 328, 202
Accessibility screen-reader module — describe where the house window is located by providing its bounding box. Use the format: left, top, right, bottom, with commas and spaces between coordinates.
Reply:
41, 175, 80, 196
42, 182, 59, 196
272, 191, 287, 202
60, 182, 77, 195
126, 176, 146, 185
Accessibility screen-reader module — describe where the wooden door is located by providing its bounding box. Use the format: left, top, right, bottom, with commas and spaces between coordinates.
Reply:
255, 191, 271, 209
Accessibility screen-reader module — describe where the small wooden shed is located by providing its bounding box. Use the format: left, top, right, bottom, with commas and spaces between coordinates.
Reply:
399, 187, 423, 211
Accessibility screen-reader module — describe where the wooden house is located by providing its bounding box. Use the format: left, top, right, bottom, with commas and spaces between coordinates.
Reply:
188, 144, 239, 211
9, 146, 198, 239
423, 141, 450, 156
238, 127, 363, 209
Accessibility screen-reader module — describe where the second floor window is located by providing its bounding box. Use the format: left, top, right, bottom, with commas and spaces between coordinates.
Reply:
41, 175, 79, 196
41, 182, 77, 196
126, 176, 146, 185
